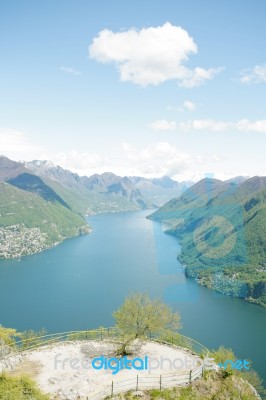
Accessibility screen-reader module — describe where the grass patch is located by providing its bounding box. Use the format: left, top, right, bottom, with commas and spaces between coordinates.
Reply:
0, 373, 49, 400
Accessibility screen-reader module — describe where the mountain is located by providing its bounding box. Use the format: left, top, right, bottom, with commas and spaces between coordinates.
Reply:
82, 172, 121, 190
24, 159, 192, 211
149, 178, 237, 220
107, 177, 146, 208
0, 156, 90, 259
152, 175, 185, 188
23, 160, 94, 214
24, 160, 83, 190
129, 175, 191, 206
225, 176, 249, 185
0, 156, 27, 181
24, 161, 150, 213
7, 172, 70, 209
148, 176, 266, 307
0, 155, 192, 259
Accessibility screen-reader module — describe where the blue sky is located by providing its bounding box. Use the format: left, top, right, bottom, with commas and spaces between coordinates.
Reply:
1, 0, 266, 180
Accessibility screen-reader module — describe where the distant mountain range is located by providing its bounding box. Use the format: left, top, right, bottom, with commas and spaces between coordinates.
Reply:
148, 176, 266, 306
24, 159, 191, 212
3, 152, 262, 301
0, 155, 190, 258
129, 175, 191, 206
24, 160, 147, 214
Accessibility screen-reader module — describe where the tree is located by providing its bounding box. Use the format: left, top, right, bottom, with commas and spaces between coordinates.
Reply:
0, 325, 21, 346
113, 293, 181, 355
0, 325, 48, 358
0, 325, 22, 359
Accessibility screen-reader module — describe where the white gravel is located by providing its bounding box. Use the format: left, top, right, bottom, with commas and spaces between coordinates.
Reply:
4, 339, 202, 399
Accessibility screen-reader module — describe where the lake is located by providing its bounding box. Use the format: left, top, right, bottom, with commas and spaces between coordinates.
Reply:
0, 210, 265, 382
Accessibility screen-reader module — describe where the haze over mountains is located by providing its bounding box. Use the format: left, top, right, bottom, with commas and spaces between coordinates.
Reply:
0, 155, 191, 258
1, 154, 265, 307
24, 160, 147, 214
23, 159, 191, 212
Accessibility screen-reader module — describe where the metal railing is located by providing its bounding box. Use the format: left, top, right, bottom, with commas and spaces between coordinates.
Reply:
1, 327, 209, 399
81, 364, 204, 400
2, 327, 208, 356
1, 327, 119, 358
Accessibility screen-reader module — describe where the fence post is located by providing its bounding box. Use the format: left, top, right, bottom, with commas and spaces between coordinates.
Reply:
100, 330, 103, 341
160, 374, 162, 390
189, 369, 192, 384
86, 331, 87, 339
111, 380, 114, 396
136, 375, 139, 390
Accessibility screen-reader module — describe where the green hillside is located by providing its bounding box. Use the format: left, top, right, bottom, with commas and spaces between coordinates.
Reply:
8, 172, 71, 209
0, 182, 90, 259
46, 177, 143, 215
39, 177, 94, 215
24, 160, 150, 214
149, 177, 266, 306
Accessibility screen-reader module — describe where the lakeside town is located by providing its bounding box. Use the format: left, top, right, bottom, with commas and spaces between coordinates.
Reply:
0, 224, 49, 259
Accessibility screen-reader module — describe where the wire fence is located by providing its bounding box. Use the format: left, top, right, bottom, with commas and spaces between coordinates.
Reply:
81, 364, 204, 400
1, 327, 209, 358
0, 327, 209, 399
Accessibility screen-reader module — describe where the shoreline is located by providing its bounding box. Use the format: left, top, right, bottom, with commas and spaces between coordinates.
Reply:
0, 224, 92, 261
148, 215, 266, 309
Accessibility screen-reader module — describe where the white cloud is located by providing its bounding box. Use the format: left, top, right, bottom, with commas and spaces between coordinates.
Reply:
120, 142, 194, 176
149, 120, 176, 131
183, 100, 196, 111
178, 67, 223, 88
0, 129, 41, 155
240, 65, 266, 84
149, 118, 266, 133
60, 66, 81, 76
166, 105, 184, 113
180, 119, 230, 131
235, 119, 266, 132
211, 155, 222, 162
167, 100, 197, 113
54, 151, 106, 176
89, 22, 222, 87
179, 119, 266, 133
50, 143, 194, 178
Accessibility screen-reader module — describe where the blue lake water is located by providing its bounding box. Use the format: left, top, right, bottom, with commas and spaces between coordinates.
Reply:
0, 210, 265, 382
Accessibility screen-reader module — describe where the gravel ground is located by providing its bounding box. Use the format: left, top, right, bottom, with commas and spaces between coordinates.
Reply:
4, 339, 202, 399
